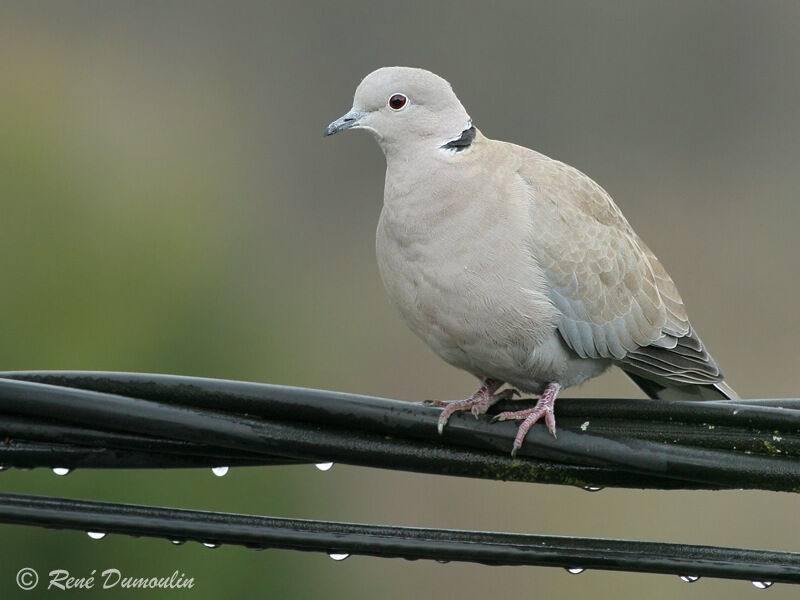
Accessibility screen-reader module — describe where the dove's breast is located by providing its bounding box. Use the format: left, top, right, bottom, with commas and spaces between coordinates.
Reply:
375, 160, 565, 386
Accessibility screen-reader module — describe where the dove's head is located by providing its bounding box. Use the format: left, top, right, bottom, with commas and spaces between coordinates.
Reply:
325, 67, 472, 155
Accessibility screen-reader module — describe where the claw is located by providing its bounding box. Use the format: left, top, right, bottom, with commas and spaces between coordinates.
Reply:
492, 382, 561, 455
434, 381, 561, 456
434, 380, 509, 433
470, 401, 489, 418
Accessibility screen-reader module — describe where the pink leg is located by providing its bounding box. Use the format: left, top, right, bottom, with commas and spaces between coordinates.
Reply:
431, 379, 517, 434
493, 382, 561, 456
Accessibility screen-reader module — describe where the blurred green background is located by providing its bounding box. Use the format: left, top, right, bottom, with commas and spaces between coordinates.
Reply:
1, 1, 799, 598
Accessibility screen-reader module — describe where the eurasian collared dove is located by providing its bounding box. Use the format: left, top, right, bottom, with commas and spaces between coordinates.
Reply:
325, 67, 737, 455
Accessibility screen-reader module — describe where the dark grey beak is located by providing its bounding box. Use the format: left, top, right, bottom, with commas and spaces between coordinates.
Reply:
324, 110, 364, 136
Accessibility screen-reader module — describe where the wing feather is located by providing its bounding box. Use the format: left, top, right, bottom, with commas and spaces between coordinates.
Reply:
514, 147, 723, 386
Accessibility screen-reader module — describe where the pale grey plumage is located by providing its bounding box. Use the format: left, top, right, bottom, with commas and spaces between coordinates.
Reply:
326, 66, 736, 406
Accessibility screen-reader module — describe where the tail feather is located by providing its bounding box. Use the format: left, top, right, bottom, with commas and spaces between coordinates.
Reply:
624, 371, 739, 401
619, 325, 737, 401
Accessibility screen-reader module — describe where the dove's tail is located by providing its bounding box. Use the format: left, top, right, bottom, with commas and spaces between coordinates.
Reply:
624, 372, 739, 401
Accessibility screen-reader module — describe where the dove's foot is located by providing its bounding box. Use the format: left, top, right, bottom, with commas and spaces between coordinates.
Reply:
430, 379, 518, 434
493, 382, 561, 456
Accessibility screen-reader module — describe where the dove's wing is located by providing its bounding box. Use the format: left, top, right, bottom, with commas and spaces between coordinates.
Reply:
514, 146, 725, 387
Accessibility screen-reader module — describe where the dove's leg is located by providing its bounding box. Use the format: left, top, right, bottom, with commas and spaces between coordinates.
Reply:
493, 382, 561, 456
431, 379, 517, 434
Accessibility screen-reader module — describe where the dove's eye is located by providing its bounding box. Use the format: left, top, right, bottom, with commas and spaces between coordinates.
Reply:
388, 94, 407, 110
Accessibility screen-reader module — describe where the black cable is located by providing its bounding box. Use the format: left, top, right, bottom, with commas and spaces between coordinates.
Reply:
0, 377, 709, 490
1, 441, 274, 470
0, 492, 797, 585
1, 371, 799, 584
1, 414, 278, 461
0, 372, 800, 491
0, 372, 798, 491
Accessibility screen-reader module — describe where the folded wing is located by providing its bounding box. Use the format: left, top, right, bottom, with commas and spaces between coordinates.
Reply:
516, 148, 726, 391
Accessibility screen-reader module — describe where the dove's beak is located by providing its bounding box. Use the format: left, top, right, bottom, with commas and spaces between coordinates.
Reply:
325, 110, 364, 136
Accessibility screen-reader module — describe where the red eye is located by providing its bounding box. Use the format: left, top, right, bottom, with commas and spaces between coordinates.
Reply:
388, 94, 407, 110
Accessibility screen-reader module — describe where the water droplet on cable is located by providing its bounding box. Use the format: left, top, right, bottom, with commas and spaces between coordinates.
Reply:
582, 485, 604, 492
52, 467, 72, 476
328, 553, 349, 561
87, 531, 107, 540
316, 462, 334, 472
751, 581, 773, 590
679, 575, 700, 583
436, 560, 450, 564
565, 567, 585, 574
211, 466, 229, 477
170, 539, 185, 545
202, 542, 220, 549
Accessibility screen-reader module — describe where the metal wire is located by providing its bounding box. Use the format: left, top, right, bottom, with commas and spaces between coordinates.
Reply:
0, 492, 798, 584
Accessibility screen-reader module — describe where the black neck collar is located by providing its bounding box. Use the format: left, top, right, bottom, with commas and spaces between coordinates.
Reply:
441, 126, 476, 151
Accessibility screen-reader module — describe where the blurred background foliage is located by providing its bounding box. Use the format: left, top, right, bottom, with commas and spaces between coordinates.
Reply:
0, 1, 798, 598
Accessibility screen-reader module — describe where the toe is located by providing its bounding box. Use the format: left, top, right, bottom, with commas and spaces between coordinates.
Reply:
545, 411, 557, 437
437, 409, 454, 434
425, 399, 450, 407
491, 412, 511, 423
